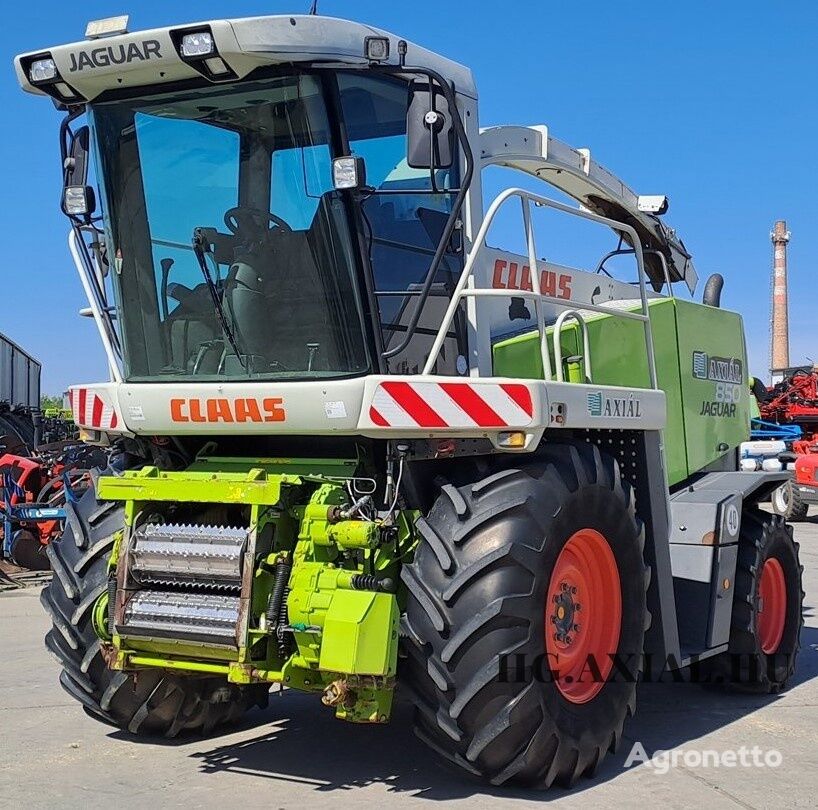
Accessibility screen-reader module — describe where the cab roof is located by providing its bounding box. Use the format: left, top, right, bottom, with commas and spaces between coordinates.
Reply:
14, 14, 476, 104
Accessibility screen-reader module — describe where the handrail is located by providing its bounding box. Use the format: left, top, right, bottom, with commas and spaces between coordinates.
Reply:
68, 229, 122, 382
553, 310, 591, 383
422, 187, 658, 389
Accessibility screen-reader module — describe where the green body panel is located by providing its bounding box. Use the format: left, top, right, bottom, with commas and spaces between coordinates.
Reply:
673, 299, 750, 474
319, 590, 399, 676
97, 464, 303, 507
492, 297, 750, 485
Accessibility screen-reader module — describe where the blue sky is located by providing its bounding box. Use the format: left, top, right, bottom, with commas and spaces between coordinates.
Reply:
3, 0, 816, 393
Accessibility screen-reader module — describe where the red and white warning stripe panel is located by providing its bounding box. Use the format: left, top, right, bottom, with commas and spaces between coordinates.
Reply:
69, 386, 121, 431
367, 380, 535, 430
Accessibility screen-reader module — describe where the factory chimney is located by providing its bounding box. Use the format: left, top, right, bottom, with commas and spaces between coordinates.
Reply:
770, 220, 791, 383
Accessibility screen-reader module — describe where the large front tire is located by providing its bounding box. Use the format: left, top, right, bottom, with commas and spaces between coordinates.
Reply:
41, 472, 269, 736
402, 443, 648, 788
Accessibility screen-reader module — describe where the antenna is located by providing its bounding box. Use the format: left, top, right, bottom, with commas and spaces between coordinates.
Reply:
309, 0, 318, 14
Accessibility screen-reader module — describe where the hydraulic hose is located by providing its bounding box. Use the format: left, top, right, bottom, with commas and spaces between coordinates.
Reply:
266, 558, 293, 660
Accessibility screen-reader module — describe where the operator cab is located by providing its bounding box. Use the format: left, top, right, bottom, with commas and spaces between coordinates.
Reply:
26, 21, 470, 384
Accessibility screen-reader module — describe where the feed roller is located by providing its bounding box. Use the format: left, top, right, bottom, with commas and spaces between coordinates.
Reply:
129, 523, 247, 590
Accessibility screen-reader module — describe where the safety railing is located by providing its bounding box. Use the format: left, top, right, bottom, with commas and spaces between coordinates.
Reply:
69, 227, 123, 383
422, 188, 658, 389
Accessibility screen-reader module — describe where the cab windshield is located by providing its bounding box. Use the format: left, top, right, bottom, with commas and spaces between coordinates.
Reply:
92, 73, 370, 381
92, 70, 461, 381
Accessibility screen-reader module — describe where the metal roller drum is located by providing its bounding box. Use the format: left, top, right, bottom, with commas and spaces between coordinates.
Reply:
129, 523, 247, 590
120, 590, 241, 646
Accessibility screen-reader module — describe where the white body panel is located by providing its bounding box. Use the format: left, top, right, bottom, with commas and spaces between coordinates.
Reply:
69, 377, 666, 448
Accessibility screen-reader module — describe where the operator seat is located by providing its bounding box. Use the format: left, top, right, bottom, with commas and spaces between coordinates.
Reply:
223, 229, 341, 372
164, 283, 221, 372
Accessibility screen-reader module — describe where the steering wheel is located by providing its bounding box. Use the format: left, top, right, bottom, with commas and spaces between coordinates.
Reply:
223, 206, 292, 236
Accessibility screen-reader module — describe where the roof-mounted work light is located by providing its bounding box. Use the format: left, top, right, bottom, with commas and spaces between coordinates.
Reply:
364, 36, 390, 62
29, 57, 57, 83
170, 26, 235, 81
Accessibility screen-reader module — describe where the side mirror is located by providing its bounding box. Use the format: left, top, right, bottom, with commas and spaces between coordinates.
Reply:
62, 125, 96, 219
406, 79, 454, 170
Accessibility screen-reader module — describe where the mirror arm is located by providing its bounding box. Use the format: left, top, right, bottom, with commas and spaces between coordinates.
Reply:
58, 107, 84, 170
427, 74, 439, 194
371, 64, 474, 361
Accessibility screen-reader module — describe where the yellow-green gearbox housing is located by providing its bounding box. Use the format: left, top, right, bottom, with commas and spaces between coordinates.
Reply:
95, 456, 412, 723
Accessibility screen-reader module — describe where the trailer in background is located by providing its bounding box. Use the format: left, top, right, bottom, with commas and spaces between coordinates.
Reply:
0, 332, 40, 409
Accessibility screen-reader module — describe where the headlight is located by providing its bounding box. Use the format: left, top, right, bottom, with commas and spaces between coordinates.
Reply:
180, 31, 215, 58
29, 57, 57, 83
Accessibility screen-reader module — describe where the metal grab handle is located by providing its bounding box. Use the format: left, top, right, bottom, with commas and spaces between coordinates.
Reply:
552, 310, 591, 383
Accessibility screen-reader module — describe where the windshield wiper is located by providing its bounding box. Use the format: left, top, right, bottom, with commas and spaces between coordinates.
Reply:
192, 228, 245, 369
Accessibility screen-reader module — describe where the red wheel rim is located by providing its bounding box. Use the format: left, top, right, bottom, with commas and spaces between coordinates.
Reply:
545, 528, 622, 704
758, 557, 787, 654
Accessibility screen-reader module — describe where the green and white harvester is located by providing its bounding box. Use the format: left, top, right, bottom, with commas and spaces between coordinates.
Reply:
15, 12, 803, 788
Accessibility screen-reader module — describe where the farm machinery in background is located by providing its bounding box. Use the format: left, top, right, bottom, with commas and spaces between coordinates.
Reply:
1, 405, 106, 575
746, 368, 818, 520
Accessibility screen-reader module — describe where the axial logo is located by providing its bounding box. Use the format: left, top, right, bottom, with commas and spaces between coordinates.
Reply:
67, 40, 162, 72
170, 397, 285, 424
692, 351, 743, 384
587, 391, 642, 419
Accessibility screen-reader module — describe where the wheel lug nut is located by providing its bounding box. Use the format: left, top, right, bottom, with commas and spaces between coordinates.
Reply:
574, 603, 581, 611
571, 586, 577, 594
565, 635, 572, 644
573, 624, 580, 632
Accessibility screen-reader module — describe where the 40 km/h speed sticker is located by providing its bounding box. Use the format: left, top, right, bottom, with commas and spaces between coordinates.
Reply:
725, 503, 740, 538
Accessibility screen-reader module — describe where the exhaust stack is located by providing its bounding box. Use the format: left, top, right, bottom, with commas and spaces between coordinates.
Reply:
770, 220, 791, 383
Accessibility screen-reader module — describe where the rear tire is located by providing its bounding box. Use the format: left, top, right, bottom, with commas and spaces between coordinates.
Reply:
41, 470, 269, 736
708, 509, 803, 692
9, 530, 50, 571
771, 480, 809, 521
402, 442, 648, 788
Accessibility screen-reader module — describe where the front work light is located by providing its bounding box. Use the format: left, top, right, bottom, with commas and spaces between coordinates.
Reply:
29, 57, 57, 83
333, 156, 366, 190
63, 185, 94, 217
181, 31, 215, 57
364, 36, 390, 61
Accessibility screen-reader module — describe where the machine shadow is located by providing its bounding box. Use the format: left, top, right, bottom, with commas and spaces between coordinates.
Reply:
186, 625, 818, 801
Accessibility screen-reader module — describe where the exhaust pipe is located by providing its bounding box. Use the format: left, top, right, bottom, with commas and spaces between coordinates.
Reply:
703, 273, 723, 308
